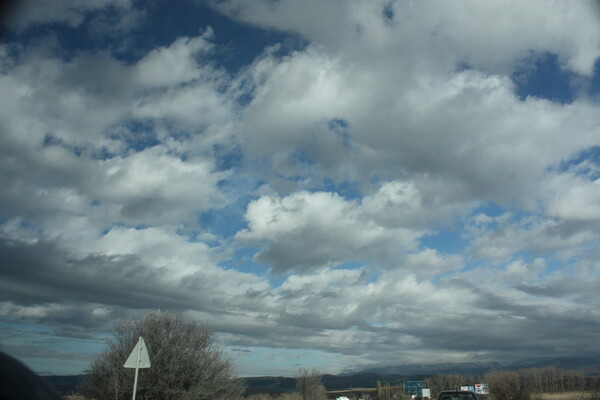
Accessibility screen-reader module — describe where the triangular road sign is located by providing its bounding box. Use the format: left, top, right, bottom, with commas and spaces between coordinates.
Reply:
124, 337, 151, 368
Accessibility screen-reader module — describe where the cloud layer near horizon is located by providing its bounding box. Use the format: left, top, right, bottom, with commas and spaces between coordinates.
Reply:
1, 0, 600, 375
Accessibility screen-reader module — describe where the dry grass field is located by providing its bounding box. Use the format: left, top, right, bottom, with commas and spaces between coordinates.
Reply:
539, 392, 596, 400
63, 392, 599, 400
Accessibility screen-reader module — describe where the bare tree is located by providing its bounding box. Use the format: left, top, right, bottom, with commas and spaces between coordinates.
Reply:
80, 311, 243, 400
485, 370, 530, 400
296, 369, 327, 400
376, 380, 384, 400
425, 373, 470, 398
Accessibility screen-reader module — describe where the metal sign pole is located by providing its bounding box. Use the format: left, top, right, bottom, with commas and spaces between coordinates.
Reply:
131, 337, 142, 400
124, 336, 150, 400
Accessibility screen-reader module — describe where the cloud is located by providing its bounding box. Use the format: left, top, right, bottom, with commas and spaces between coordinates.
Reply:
236, 180, 472, 274
544, 171, 600, 221
90, 149, 230, 225
3, 0, 600, 376
0, 232, 273, 324
134, 33, 216, 87
467, 213, 598, 263
234, 30, 600, 212
0, 30, 232, 147
0, 143, 230, 228
0, 236, 187, 309
0, 31, 236, 231
236, 185, 426, 273
213, 0, 600, 75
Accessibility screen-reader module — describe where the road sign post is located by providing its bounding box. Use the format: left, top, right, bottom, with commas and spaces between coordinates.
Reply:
124, 337, 151, 400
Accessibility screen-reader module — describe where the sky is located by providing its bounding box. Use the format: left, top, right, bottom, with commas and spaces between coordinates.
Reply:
1, 0, 600, 378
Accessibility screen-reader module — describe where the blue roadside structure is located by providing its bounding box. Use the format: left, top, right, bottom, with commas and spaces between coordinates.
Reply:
404, 380, 426, 396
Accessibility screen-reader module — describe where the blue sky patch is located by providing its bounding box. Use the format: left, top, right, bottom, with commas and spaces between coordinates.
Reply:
420, 229, 466, 254
556, 146, 600, 179
512, 52, 576, 103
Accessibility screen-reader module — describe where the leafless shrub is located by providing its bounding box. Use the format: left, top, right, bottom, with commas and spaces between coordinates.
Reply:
247, 393, 277, 400
296, 369, 327, 400
79, 311, 243, 400
376, 380, 398, 400
279, 392, 303, 400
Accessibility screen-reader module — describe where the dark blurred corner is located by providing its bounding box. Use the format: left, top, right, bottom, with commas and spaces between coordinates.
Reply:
0, 351, 64, 400
0, 0, 24, 38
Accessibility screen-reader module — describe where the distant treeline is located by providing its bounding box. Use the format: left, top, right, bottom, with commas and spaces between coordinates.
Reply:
322, 367, 600, 400
246, 366, 600, 400
418, 367, 600, 400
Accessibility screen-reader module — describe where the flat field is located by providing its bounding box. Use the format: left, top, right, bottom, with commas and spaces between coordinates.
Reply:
540, 393, 595, 400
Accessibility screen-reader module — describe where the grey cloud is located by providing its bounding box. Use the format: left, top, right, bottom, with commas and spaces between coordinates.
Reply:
468, 216, 599, 263
411, 282, 600, 358
516, 284, 574, 299
0, 236, 198, 310
230, 348, 251, 353
1, 343, 93, 361
210, 317, 325, 349
515, 273, 600, 303
3, 230, 598, 369
0, 235, 285, 340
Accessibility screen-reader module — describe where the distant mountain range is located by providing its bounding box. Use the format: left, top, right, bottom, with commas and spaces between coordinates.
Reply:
43, 356, 600, 395
359, 356, 600, 377
43, 375, 85, 396
243, 356, 600, 394
242, 372, 428, 395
